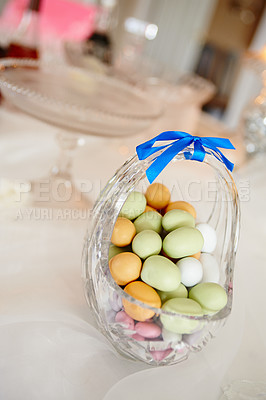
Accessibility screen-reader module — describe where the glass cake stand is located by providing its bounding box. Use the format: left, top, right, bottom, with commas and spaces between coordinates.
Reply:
241, 49, 266, 156
0, 58, 162, 209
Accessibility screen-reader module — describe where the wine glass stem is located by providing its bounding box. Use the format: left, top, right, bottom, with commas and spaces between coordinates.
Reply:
50, 131, 79, 180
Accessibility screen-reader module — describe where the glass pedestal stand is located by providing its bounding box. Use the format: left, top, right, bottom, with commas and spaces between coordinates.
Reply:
242, 71, 266, 156
242, 49, 266, 156
29, 131, 91, 209
0, 58, 162, 210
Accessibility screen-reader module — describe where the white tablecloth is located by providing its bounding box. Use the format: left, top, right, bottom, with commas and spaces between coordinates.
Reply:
0, 100, 265, 400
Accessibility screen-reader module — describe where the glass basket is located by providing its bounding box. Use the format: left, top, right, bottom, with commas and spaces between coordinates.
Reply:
82, 143, 240, 366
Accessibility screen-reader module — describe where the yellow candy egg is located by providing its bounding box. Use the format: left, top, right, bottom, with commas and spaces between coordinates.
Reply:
111, 217, 136, 247
165, 201, 196, 218
109, 252, 142, 286
123, 281, 161, 321
145, 183, 171, 210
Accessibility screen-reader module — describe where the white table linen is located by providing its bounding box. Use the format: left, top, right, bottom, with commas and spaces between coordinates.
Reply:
0, 100, 266, 400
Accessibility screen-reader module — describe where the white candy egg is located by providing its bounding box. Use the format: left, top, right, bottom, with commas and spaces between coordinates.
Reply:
176, 257, 203, 287
196, 223, 217, 253
183, 329, 203, 346
162, 326, 182, 344
200, 253, 220, 283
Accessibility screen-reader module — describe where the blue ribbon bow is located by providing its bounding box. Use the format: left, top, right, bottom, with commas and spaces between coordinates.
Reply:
136, 131, 235, 183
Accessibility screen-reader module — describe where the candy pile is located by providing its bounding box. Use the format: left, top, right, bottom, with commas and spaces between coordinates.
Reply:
108, 183, 227, 356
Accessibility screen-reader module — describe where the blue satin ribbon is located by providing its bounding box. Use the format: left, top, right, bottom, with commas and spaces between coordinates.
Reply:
136, 131, 235, 183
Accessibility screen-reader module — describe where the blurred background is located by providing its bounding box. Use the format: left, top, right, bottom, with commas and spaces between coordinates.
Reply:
0, 0, 265, 132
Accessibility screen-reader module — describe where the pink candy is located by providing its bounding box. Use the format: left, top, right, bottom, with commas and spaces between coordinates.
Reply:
131, 333, 145, 341
150, 348, 172, 361
115, 311, 134, 330
135, 321, 161, 339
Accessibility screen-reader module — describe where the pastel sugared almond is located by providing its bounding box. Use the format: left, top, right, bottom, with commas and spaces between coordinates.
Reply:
109, 252, 142, 286
123, 281, 161, 322
145, 183, 171, 209
191, 251, 201, 260
111, 217, 136, 247
165, 201, 196, 218
144, 205, 157, 213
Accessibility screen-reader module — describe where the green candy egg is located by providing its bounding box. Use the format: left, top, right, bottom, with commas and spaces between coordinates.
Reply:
141, 255, 181, 291
108, 244, 131, 260
132, 230, 162, 259
119, 191, 146, 220
189, 282, 228, 313
157, 283, 188, 303
163, 227, 204, 259
134, 211, 162, 234
162, 209, 195, 232
160, 298, 203, 334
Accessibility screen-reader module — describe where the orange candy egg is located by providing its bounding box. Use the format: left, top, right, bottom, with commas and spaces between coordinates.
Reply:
165, 201, 196, 218
191, 251, 201, 260
160, 249, 177, 263
123, 281, 161, 321
111, 217, 136, 247
109, 252, 142, 286
144, 205, 157, 213
145, 183, 171, 210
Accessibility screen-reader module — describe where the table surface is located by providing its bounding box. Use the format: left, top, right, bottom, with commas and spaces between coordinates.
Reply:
0, 98, 265, 400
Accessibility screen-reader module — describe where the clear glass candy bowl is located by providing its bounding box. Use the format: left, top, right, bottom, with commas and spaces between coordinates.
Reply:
82, 144, 240, 366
